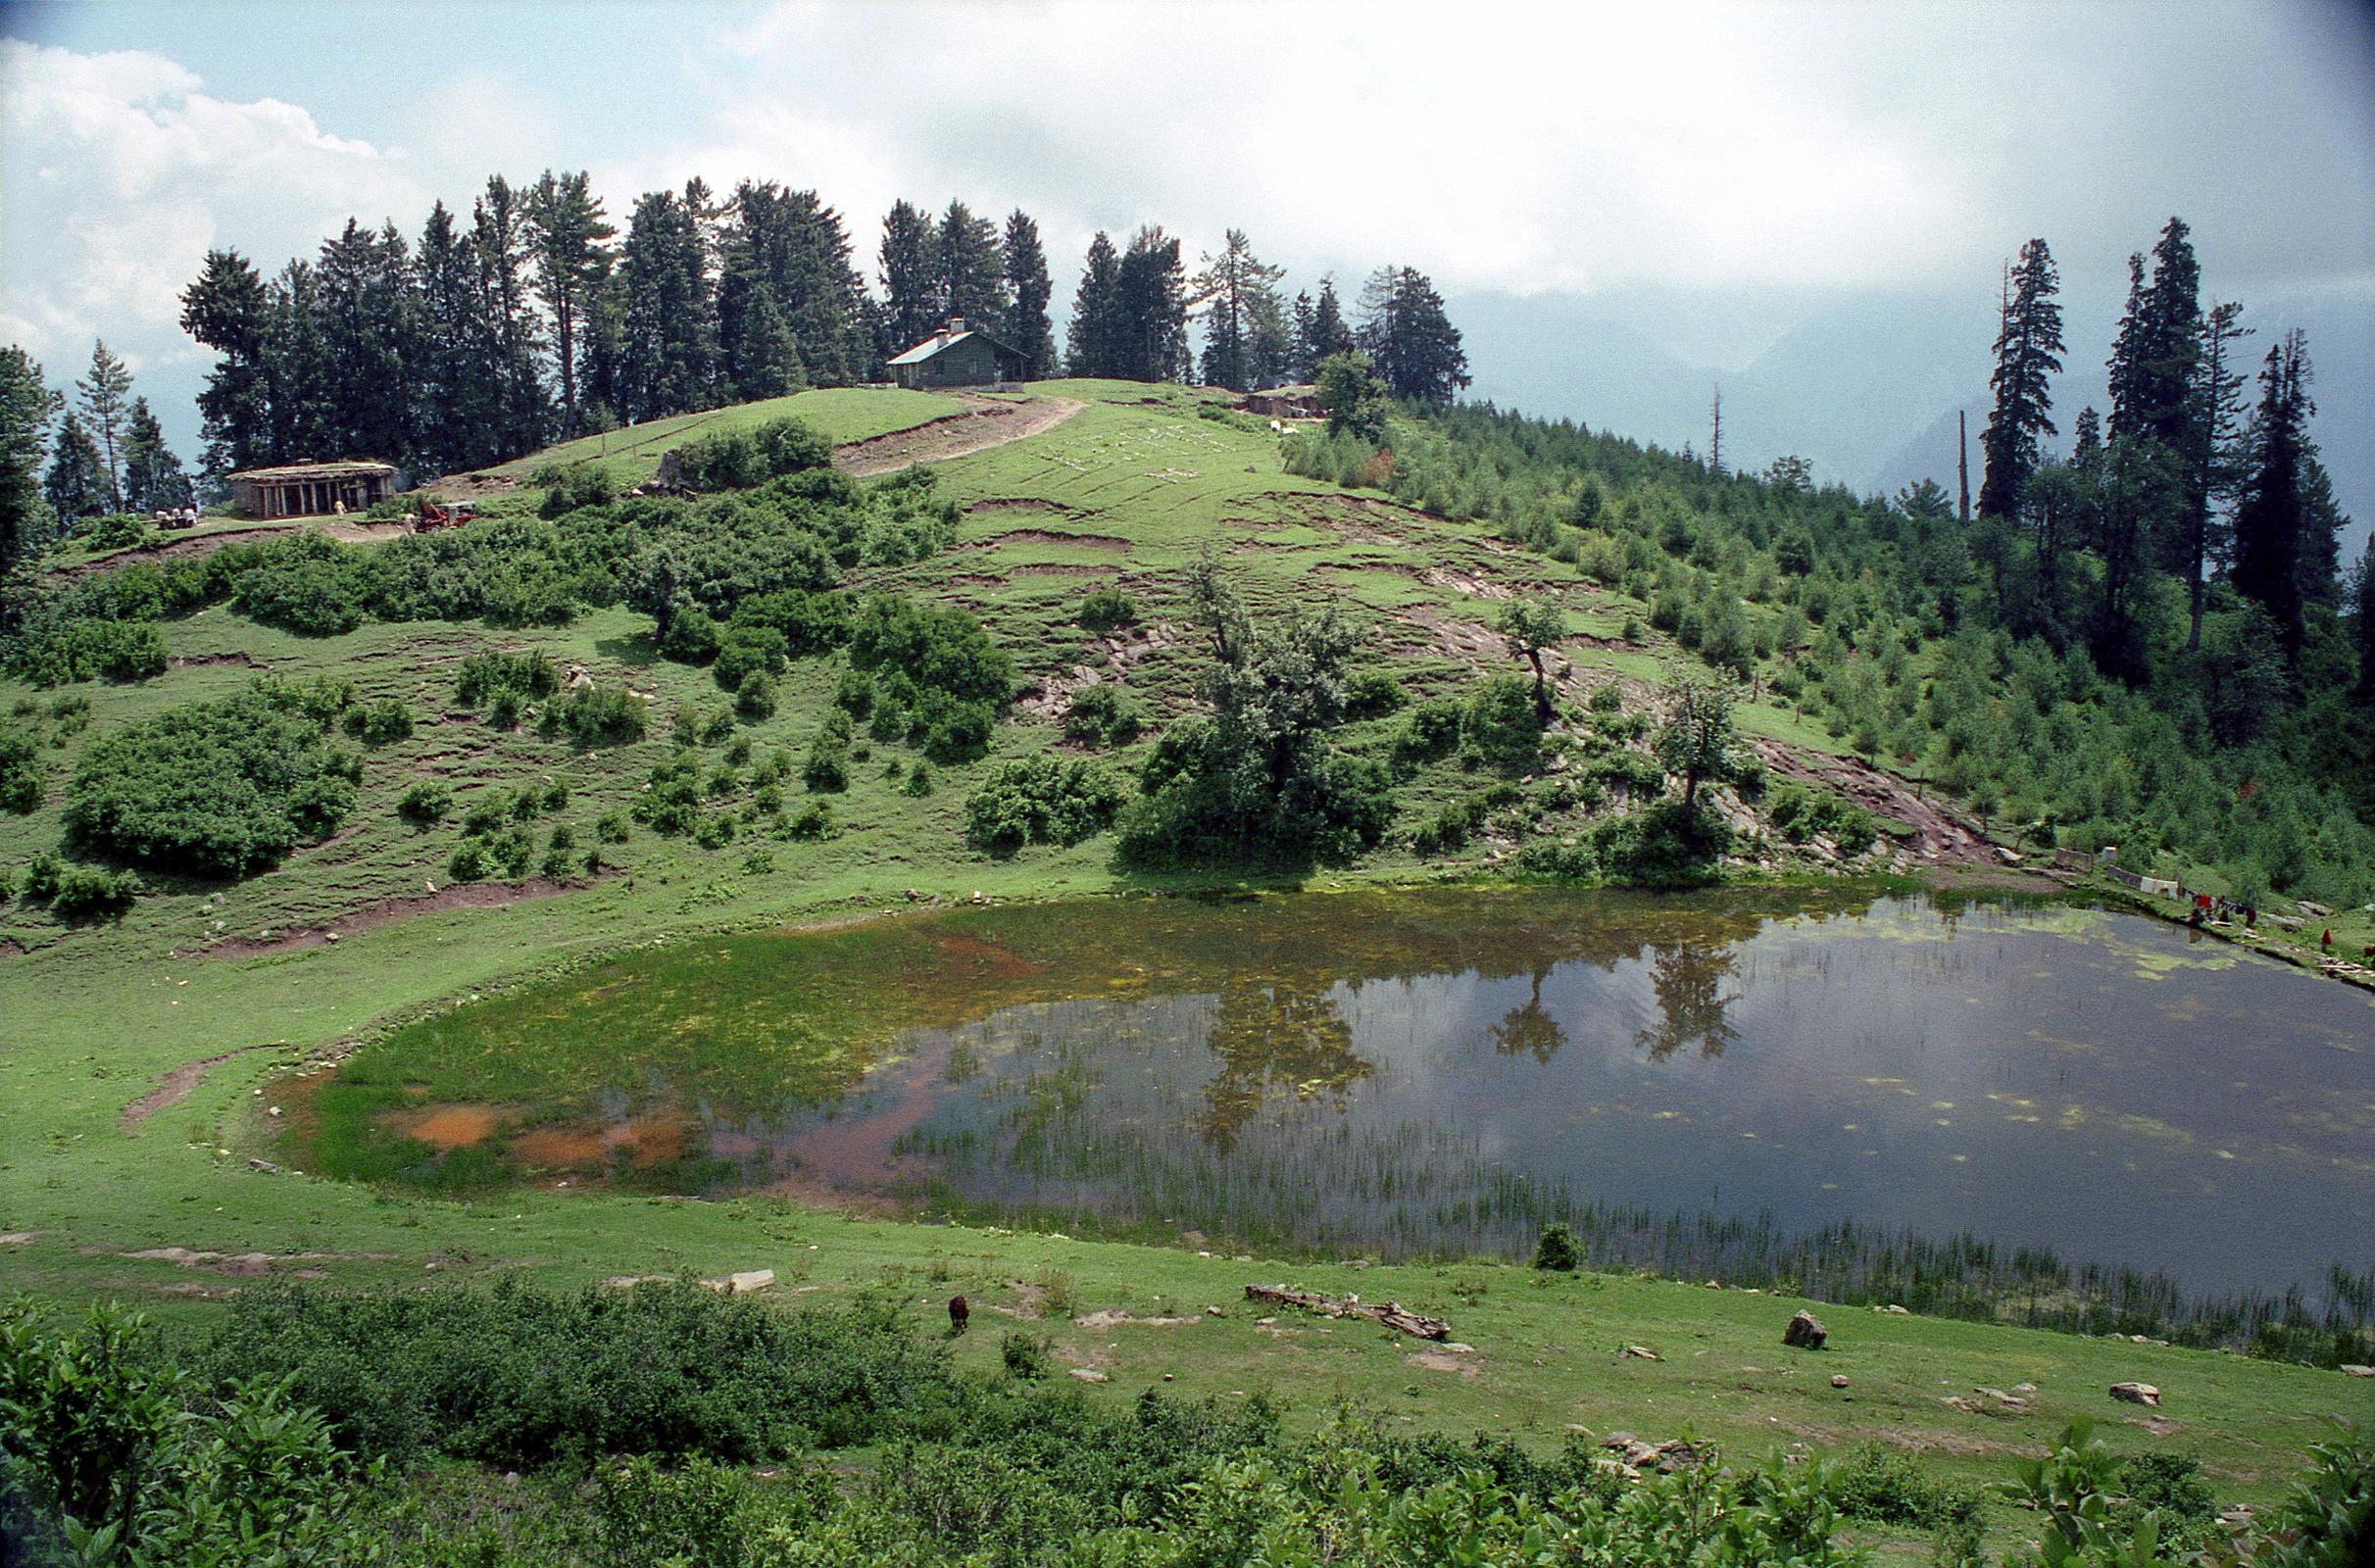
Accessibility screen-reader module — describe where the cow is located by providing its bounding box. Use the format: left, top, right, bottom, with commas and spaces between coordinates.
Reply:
948, 1295, 969, 1335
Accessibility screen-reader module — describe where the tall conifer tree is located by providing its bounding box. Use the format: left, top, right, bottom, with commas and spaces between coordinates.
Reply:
1001, 211, 1057, 379
0, 346, 61, 567
1065, 230, 1122, 377
526, 171, 616, 438
878, 200, 939, 355
120, 397, 192, 512
178, 250, 271, 479
75, 341, 133, 513
2230, 329, 2314, 657
43, 411, 105, 522
1977, 239, 2063, 518
933, 200, 1006, 330
1195, 229, 1285, 391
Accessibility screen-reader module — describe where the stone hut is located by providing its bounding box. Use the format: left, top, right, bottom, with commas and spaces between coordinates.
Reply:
225, 460, 398, 519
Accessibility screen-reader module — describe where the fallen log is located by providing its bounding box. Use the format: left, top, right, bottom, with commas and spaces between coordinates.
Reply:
1245, 1284, 1449, 1341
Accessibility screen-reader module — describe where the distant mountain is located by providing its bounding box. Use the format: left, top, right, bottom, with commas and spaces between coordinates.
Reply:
1454, 284, 2371, 564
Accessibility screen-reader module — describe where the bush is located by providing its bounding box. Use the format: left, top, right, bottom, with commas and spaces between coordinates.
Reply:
536, 461, 617, 517
229, 531, 371, 636
964, 756, 1126, 857
9, 618, 171, 686
1588, 798, 1732, 888
198, 1280, 964, 1466
1829, 1442, 1981, 1530
1460, 673, 1544, 775
1392, 701, 1462, 768
1531, 1222, 1581, 1271
804, 712, 852, 793
730, 588, 851, 658
713, 624, 789, 692
1343, 669, 1408, 719
1062, 683, 1142, 748
0, 726, 43, 813
780, 801, 838, 841
63, 685, 361, 879
539, 682, 649, 748
396, 779, 452, 824
341, 697, 414, 746
455, 650, 558, 708
735, 670, 778, 722
42, 863, 141, 920
1077, 587, 1139, 633
1000, 1333, 1051, 1381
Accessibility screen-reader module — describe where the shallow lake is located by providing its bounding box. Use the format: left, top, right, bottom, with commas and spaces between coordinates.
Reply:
319, 888, 2375, 1301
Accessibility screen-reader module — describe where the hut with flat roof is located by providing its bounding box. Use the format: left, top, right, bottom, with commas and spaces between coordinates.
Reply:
225, 459, 398, 519
886, 318, 1027, 390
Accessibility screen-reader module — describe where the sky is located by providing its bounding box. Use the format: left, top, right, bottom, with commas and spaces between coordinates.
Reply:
2, 0, 2370, 520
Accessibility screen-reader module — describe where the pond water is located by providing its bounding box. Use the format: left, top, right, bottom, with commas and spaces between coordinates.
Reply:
322, 888, 2375, 1302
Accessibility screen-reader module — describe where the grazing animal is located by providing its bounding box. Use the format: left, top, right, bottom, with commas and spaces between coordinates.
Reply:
948, 1295, 969, 1334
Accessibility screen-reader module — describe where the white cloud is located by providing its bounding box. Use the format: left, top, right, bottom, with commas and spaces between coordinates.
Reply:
0, 38, 423, 375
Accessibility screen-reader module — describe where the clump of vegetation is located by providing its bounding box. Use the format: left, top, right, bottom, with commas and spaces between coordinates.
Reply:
1531, 1221, 1581, 1271
964, 756, 1126, 857
17, 852, 141, 920
533, 459, 616, 516
1460, 672, 1545, 775
1342, 668, 1408, 719
62, 682, 361, 879
0, 725, 44, 813
838, 592, 1014, 763
803, 712, 852, 793
455, 650, 559, 710
1077, 586, 1139, 633
1062, 683, 1142, 748
341, 697, 414, 746
672, 415, 832, 491
1766, 782, 1878, 856
537, 681, 649, 748
396, 779, 452, 825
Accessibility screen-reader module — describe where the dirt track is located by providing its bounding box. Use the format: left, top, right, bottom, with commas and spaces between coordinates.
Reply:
835, 395, 1084, 476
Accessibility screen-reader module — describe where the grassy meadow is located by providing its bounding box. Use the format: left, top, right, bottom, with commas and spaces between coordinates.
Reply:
4, 380, 2367, 1558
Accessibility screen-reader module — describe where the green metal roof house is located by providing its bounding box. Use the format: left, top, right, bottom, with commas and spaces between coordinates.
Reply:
886, 317, 1028, 389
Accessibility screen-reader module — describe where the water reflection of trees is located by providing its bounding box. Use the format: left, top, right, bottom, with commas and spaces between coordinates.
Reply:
1634, 942, 1742, 1060
1199, 984, 1372, 1148
1490, 966, 1566, 1063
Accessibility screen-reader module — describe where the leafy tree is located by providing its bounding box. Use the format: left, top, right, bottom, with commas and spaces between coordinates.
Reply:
1497, 598, 1566, 722
43, 411, 107, 523
1066, 230, 1124, 377
526, 169, 617, 437
1195, 228, 1286, 391
1653, 663, 1742, 812
1001, 210, 1058, 379
119, 398, 192, 513
74, 340, 134, 513
1978, 238, 2064, 518
1355, 266, 1469, 402
0, 345, 61, 568
2231, 329, 2315, 657
178, 249, 271, 478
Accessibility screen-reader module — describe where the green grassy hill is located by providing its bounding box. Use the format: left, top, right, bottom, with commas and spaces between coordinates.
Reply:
467, 384, 967, 486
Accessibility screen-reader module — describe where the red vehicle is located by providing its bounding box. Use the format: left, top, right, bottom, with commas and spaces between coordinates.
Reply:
413, 498, 476, 532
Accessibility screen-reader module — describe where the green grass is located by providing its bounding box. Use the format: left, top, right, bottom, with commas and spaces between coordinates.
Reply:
476, 385, 966, 485
5, 380, 2366, 1526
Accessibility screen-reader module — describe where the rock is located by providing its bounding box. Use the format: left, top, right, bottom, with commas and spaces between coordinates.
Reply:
1206, 1305, 1223, 1316
702, 1269, 775, 1294
2301, 900, 2332, 917
2342, 1365, 2375, 1378
1620, 1345, 1661, 1360
1066, 1367, 1109, 1383
1831, 1375, 1851, 1389
2109, 1382, 2161, 1407
247, 1158, 280, 1173
1782, 1310, 1828, 1349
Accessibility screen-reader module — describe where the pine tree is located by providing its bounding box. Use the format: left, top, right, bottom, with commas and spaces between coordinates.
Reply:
1297, 277, 1354, 381
618, 187, 719, 421
2180, 299, 2253, 651
414, 201, 502, 472
261, 260, 334, 463
471, 175, 553, 450
526, 170, 616, 438
1065, 230, 1122, 377
0, 346, 62, 568
1355, 267, 1468, 403
2298, 456, 2348, 610
728, 282, 807, 399
75, 340, 134, 513
2353, 535, 2375, 701
933, 200, 1006, 330
2071, 406, 2101, 467
2107, 218, 2202, 449
1977, 239, 2064, 518
2230, 329, 2314, 657
1245, 287, 1295, 392
1115, 226, 1190, 382
316, 220, 418, 464
43, 410, 106, 522
878, 200, 939, 355
717, 182, 865, 390
120, 397, 192, 512
1194, 229, 1286, 391
178, 249, 271, 479
2088, 432, 2177, 681
1001, 211, 1057, 379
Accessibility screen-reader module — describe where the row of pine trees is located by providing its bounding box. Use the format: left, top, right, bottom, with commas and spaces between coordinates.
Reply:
143, 171, 1467, 492
1973, 219, 2352, 676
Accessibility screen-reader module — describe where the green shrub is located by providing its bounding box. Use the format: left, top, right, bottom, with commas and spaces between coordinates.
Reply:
674, 416, 831, 491
456, 650, 558, 707
535, 461, 617, 517
63, 685, 361, 879
341, 697, 414, 746
1000, 1333, 1051, 1381
0, 726, 43, 813
396, 779, 452, 825
1460, 672, 1544, 775
1077, 587, 1139, 633
229, 531, 371, 635
539, 682, 649, 748
1830, 1442, 1982, 1530
804, 712, 852, 793
1343, 669, 1408, 719
713, 624, 789, 692
1531, 1222, 1581, 1271
595, 809, 632, 843
964, 756, 1126, 856
1392, 701, 1462, 768
780, 801, 838, 841
1062, 683, 1142, 748
735, 670, 778, 722
730, 588, 851, 658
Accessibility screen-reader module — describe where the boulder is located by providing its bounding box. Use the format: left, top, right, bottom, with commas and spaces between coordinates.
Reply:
1831, 1375, 1851, 1389
1620, 1345, 1661, 1360
2341, 1365, 2374, 1378
2109, 1382, 2160, 1407
1782, 1310, 1829, 1349
1067, 1367, 1110, 1384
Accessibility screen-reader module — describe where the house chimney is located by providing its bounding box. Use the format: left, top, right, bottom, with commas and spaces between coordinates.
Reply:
945, 316, 965, 339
